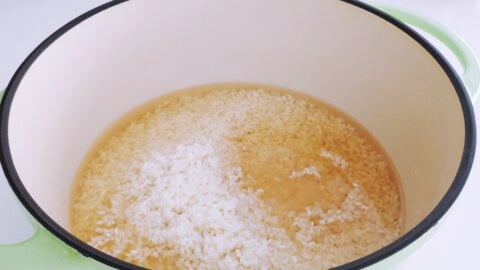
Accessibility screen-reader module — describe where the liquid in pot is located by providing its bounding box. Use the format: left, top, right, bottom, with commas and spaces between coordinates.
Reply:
71, 83, 404, 269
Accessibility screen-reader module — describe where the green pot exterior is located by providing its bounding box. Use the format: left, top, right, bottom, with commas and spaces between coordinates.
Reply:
370, 2, 480, 101
0, 214, 110, 270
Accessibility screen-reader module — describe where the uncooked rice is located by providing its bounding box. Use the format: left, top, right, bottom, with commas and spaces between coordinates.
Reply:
72, 88, 402, 269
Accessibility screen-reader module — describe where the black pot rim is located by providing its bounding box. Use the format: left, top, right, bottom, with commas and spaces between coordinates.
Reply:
0, 1, 476, 269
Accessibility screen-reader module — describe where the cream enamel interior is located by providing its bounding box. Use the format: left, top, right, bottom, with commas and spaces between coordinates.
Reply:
7, 0, 464, 243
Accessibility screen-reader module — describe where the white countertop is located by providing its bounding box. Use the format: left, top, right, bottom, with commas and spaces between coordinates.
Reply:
1, 1, 479, 269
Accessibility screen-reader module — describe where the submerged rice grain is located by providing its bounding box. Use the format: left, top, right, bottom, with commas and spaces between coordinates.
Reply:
72, 88, 402, 269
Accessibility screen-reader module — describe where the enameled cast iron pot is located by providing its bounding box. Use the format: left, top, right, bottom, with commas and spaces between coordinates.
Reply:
0, 1, 478, 269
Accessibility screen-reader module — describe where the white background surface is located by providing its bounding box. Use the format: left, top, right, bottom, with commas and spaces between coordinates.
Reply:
0, 1, 479, 269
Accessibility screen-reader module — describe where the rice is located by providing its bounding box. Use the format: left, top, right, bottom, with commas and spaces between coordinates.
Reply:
72, 88, 402, 269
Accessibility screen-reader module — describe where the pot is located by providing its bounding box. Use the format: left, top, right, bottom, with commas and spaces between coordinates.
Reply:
0, 1, 478, 269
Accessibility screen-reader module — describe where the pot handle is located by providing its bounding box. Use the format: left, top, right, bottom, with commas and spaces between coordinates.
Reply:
369, 2, 480, 101
0, 91, 108, 269
0, 219, 108, 269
